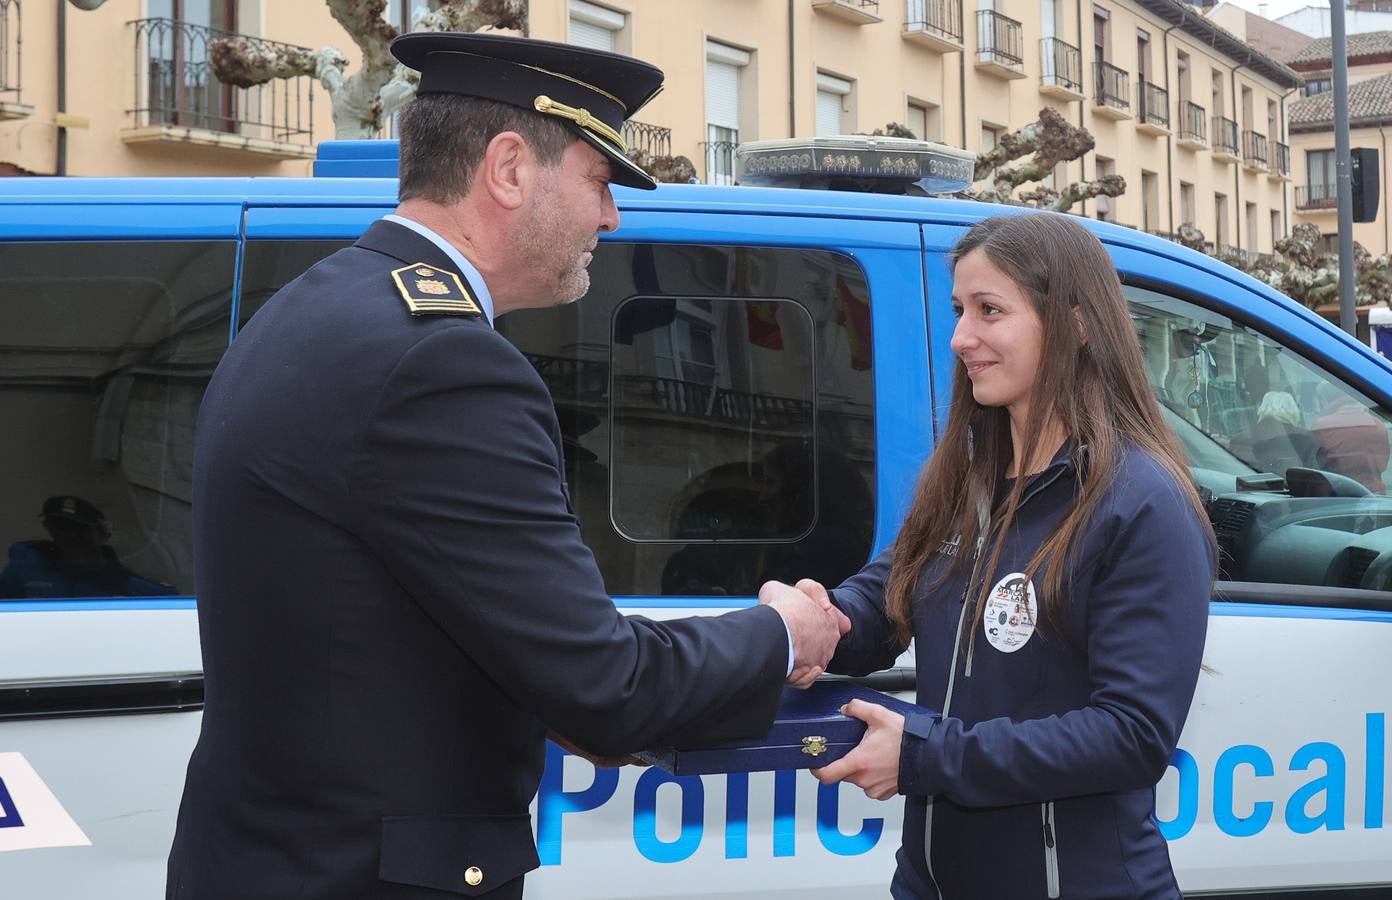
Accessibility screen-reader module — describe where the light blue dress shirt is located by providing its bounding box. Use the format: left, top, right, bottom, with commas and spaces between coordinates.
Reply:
384, 214, 496, 327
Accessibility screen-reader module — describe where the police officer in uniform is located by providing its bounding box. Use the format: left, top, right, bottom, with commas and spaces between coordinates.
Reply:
165, 33, 846, 900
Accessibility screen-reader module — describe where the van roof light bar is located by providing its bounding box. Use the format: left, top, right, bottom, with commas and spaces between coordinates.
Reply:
735, 136, 976, 195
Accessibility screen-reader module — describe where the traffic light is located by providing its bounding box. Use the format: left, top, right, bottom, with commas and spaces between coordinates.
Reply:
1352, 147, 1380, 223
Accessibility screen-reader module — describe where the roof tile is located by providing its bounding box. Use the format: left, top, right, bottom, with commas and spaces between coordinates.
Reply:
1290, 71, 1392, 128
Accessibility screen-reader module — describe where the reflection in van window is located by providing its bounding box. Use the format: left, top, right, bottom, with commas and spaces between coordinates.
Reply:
0, 241, 236, 598
610, 297, 816, 542
1127, 283, 1392, 594
499, 244, 876, 596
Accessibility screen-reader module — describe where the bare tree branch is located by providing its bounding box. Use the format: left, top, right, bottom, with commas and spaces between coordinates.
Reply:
1046, 174, 1125, 212
205, 0, 527, 140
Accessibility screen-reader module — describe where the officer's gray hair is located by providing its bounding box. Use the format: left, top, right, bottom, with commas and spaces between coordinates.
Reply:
398, 93, 575, 205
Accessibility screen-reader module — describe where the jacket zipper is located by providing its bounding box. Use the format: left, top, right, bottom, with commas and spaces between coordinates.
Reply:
924, 525, 984, 900
929, 464, 1071, 896
1042, 801, 1060, 898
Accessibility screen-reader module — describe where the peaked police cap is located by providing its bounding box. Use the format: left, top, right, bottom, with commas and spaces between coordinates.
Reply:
391, 32, 665, 190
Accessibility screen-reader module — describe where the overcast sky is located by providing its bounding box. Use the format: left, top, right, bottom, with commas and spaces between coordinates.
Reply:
1217, 0, 1320, 21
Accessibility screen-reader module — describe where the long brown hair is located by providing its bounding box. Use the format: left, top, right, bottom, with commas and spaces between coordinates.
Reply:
884, 213, 1214, 642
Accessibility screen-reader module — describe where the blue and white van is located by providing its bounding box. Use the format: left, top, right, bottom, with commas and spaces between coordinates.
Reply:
1, 140, 1389, 898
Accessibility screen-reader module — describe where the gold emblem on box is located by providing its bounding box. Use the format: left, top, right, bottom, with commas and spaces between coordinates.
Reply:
801, 735, 829, 757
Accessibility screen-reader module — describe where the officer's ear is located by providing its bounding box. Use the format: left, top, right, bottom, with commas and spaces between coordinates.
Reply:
479, 131, 533, 212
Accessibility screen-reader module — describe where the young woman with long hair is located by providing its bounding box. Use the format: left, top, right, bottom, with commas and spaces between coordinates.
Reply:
809, 213, 1216, 899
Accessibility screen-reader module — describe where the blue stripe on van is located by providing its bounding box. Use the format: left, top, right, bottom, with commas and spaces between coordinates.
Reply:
0, 598, 196, 612
1209, 602, 1392, 624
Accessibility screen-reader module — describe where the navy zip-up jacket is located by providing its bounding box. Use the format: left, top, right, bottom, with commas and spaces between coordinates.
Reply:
829, 446, 1214, 899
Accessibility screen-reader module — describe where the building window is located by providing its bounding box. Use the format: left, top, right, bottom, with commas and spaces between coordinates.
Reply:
1093, 5, 1110, 62
1246, 201, 1259, 252
1305, 77, 1332, 97
1095, 156, 1115, 221
1271, 209, 1283, 247
816, 71, 854, 136
1180, 181, 1195, 226
1308, 148, 1336, 201
1211, 67, 1224, 117
568, 0, 626, 52
1267, 98, 1279, 143
1136, 28, 1151, 85
1141, 170, 1158, 232
1215, 192, 1229, 247
981, 123, 1003, 153
705, 41, 751, 185
906, 100, 942, 141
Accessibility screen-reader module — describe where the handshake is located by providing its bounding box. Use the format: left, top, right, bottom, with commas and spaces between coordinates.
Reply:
759, 579, 852, 689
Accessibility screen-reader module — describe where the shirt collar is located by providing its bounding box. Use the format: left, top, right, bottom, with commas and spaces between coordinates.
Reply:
383, 214, 496, 326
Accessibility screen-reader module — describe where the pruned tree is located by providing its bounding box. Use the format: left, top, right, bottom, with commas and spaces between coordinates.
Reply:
1176, 221, 1391, 309
203, 0, 527, 140
866, 122, 917, 139
626, 149, 697, 185
965, 107, 1125, 214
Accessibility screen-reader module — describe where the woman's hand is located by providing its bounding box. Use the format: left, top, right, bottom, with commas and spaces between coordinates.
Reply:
811, 699, 905, 800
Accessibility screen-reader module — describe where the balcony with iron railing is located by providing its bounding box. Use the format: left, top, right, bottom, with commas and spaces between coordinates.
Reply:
1295, 184, 1338, 212
1136, 81, 1169, 135
975, 10, 1025, 79
1271, 141, 1291, 180
0, 0, 29, 121
812, 0, 883, 24
1039, 37, 1083, 100
623, 120, 672, 160
701, 140, 738, 186
1242, 130, 1268, 171
1177, 101, 1206, 149
125, 17, 316, 158
1211, 115, 1239, 162
1094, 61, 1130, 119
903, 0, 963, 52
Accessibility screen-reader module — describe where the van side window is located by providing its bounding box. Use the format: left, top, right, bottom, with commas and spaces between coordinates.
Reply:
1127, 283, 1392, 601
499, 244, 876, 596
0, 241, 237, 599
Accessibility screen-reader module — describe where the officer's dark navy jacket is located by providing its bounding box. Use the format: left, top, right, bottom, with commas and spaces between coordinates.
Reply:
828, 446, 1214, 899
166, 220, 789, 899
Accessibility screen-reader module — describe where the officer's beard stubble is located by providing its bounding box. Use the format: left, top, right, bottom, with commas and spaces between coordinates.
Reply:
516, 172, 595, 306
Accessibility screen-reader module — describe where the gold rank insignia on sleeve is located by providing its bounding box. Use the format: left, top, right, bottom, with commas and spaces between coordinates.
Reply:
389, 262, 483, 317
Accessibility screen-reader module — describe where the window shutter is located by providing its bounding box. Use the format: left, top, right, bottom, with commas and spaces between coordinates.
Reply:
569, 17, 616, 50
906, 105, 927, 141
706, 60, 740, 130
816, 91, 843, 136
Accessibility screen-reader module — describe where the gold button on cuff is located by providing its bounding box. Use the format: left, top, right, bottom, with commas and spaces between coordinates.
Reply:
465, 866, 484, 887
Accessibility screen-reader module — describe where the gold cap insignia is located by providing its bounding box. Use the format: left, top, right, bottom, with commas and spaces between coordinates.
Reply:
390, 262, 482, 318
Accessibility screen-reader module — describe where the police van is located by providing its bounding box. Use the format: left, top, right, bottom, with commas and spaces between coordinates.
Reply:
1, 136, 1390, 898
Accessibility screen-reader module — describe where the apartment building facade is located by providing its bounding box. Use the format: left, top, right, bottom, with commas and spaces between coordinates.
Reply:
0, 0, 1298, 252
1287, 31, 1392, 257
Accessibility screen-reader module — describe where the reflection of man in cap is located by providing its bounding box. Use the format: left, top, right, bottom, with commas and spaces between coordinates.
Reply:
167, 33, 845, 900
0, 495, 176, 599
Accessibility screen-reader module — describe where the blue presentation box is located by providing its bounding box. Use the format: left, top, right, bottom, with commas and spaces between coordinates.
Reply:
638, 681, 935, 775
